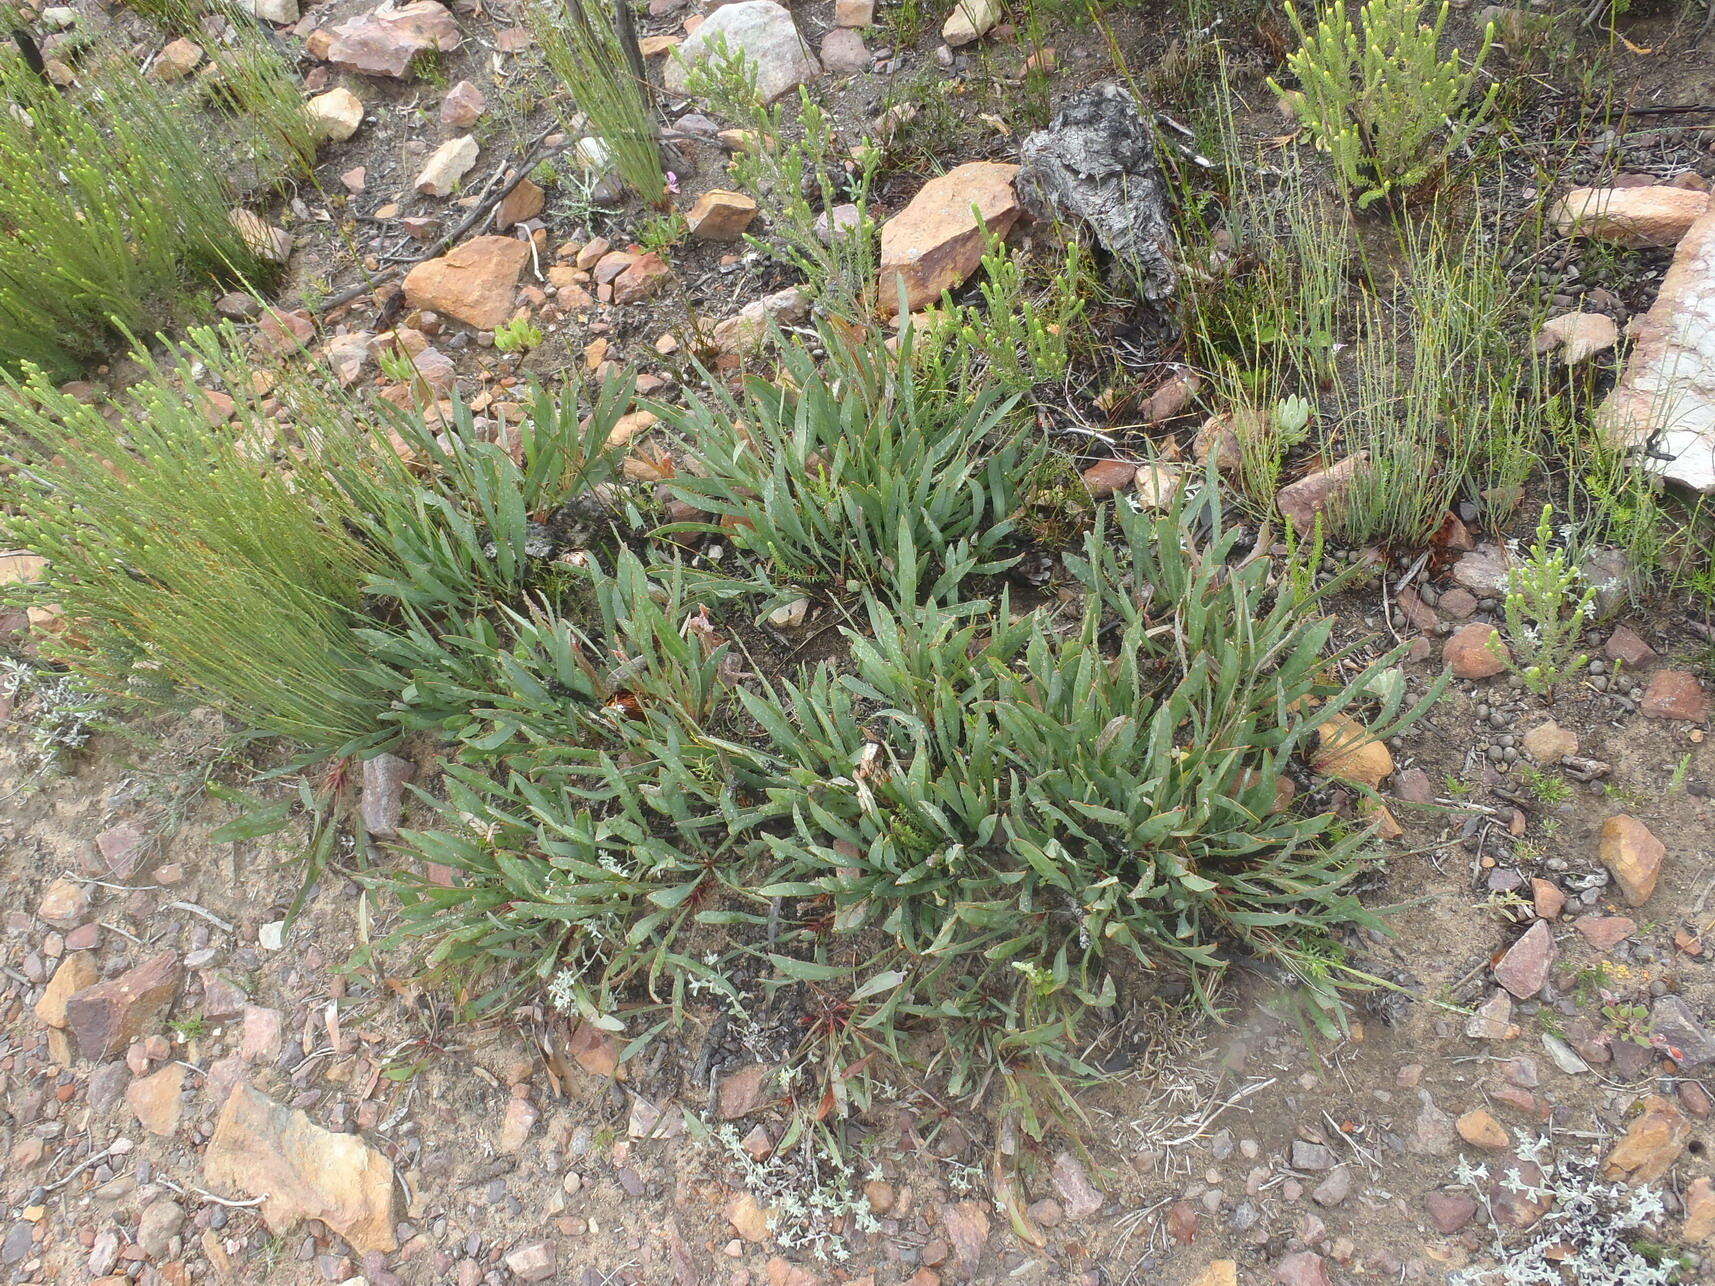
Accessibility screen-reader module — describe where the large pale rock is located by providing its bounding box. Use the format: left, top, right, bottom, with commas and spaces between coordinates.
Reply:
665, 1, 820, 104
35, 954, 98, 1029
1641, 669, 1709, 720
496, 178, 545, 231
1456, 1107, 1509, 1150
306, 88, 365, 143
942, 0, 1001, 44
1598, 204, 1715, 491
1603, 1094, 1690, 1185
686, 189, 758, 241
440, 80, 486, 127
64, 952, 181, 1061
205, 1084, 398, 1253
416, 135, 478, 196
323, 1, 461, 79
1443, 623, 1509, 679
361, 753, 414, 839
878, 161, 1020, 316
127, 1063, 187, 1137
0, 550, 46, 586
1310, 712, 1392, 788
1651, 994, 1715, 1067
1493, 920, 1554, 999
1534, 311, 1617, 366
244, 0, 299, 21
1552, 186, 1709, 247
403, 235, 530, 330
711, 285, 811, 355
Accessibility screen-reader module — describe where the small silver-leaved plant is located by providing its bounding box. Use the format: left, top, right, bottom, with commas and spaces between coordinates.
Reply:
0, 657, 106, 777
715, 1124, 881, 1262
1449, 1136, 1679, 1286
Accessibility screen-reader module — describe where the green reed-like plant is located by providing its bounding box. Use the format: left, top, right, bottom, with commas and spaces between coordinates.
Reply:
1328, 206, 1537, 545
0, 348, 392, 748
1, 325, 638, 754
523, 0, 667, 206
0, 46, 275, 373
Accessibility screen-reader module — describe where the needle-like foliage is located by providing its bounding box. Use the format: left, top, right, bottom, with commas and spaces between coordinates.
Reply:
522, 0, 668, 206
0, 46, 278, 373
0, 345, 391, 748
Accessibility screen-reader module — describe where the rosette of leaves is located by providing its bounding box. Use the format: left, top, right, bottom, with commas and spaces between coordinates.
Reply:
746, 479, 1434, 1128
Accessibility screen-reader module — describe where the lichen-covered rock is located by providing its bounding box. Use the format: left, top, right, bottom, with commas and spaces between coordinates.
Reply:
1016, 84, 1175, 300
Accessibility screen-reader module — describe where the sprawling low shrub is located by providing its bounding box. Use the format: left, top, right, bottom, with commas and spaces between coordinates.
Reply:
747, 482, 1430, 1123
379, 473, 1431, 1128
658, 326, 1030, 604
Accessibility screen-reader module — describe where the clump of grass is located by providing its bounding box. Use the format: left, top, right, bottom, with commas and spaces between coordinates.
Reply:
1271, 0, 1497, 208
522, 0, 667, 206
0, 345, 392, 749
747, 482, 1430, 1128
1, 326, 636, 754
1180, 154, 1353, 388
0, 45, 278, 374
657, 324, 1030, 604
190, 0, 320, 178
1327, 207, 1538, 545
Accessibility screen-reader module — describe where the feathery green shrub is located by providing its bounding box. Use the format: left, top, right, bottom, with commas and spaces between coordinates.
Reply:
0, 47, 278, 374
523, 0, 668, 206
1272, 0, 1496, 208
